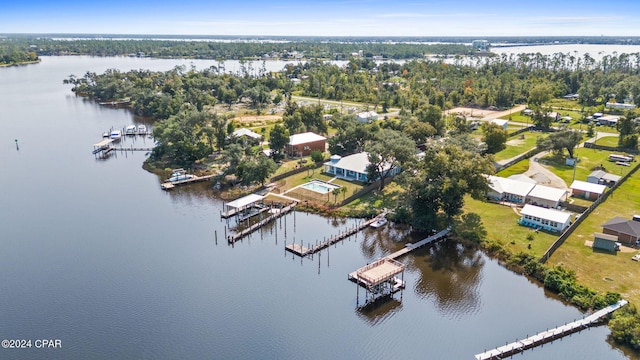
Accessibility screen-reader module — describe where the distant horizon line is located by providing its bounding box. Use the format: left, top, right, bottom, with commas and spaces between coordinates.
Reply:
2, 33, 640, 40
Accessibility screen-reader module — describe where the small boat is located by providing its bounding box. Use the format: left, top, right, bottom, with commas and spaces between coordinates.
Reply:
125, 125, 137, 135
370, 217, 388, 229
102, 131, 110, 138
166, 168, 195, 182
137, 124, 147, 135
109, 130, 122, 141
168, 173, 195, 182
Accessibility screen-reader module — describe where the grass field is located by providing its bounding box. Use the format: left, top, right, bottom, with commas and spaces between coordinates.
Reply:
462, 196, 560, 256
344, 180, 404, 212
537, 147, 635, 186
494, 132, 547, 162
497, 159, 530, 177
548, 168, 640, 305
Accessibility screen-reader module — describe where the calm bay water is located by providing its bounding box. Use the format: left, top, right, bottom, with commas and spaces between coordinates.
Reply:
0, 55, 633, 359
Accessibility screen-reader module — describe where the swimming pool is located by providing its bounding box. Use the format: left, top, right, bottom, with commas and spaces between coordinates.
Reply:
300, 180, 340, 194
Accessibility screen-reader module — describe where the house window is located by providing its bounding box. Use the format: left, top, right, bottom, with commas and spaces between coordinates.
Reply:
303, 146, 310, 150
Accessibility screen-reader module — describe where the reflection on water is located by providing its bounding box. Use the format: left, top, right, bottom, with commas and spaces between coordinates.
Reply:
411, 241, 483, 317
356, 297, 403, 325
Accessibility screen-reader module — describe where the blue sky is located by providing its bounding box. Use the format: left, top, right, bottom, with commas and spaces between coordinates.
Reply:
3, 0, 640, 36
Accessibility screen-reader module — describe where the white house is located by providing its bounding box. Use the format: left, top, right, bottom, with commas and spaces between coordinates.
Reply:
323, 152, 399, 182
526, 185, 568, 208
232, 128, 262, 140
518, 204, 572, 233
606, 102, 636, 111
356, 111, 379, 123
597, 115, 620, 126
489, 119, 509, 130
486, 175, 536, 204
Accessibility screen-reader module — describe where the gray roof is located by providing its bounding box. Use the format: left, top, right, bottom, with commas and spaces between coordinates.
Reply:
602, 217, 640, 238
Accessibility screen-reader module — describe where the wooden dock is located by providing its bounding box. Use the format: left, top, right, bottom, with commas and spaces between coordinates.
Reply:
385, 227, 450, 260
160, 174, 216, 190
474, 299, 628, 360
228, 202, 297, 243
285, 215, 384, 257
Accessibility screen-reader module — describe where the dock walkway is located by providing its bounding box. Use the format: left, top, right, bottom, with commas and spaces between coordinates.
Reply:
385, 228, 450, 260
228, 202, 297, 243
160, 174, 216, 190
474, 299, 628, 360
285, 214, 384, 257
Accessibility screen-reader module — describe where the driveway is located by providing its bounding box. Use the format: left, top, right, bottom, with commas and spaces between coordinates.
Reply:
522, 151, 569, 190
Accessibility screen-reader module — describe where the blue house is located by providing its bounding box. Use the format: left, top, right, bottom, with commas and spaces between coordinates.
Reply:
323, 152, 400, 183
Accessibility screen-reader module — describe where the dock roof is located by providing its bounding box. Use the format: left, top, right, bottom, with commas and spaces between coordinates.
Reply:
351, 258, 404, 288
93, 138, 114, 147
225, 194, 264, 209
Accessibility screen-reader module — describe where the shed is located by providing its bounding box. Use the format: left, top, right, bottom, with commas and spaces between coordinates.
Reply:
587, 170, 621, 186
489, 119, 508, 130
570, 180, 606, 200
593, 232, 620, 252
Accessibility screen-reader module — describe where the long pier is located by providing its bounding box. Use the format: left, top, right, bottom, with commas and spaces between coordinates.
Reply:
160, 174, 216, 190
474, 299, 628, 360
385, 227, 450, 260
284, 215, 384, 257
228, 202, 297, 243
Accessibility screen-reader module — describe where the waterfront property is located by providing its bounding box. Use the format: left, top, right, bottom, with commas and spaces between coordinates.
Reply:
323, 152, 400, 183
299, 179, 340, 194
221, 193, 265, 218
570, 180, 606, 200
486, 175, 536, 204
601, 216, 640, 246
286, 132, 326, 157
518, 204, 572, 232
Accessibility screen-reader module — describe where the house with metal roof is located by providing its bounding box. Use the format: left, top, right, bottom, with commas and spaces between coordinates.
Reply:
602, 217, 640, 246
518, 204, 572, 233
570, 180, 606, 200
587, 170, 621, 187
323, 152, 399, 183
526, 184, 568, 209
286, 132, 327, 157
486, 175, 536, 204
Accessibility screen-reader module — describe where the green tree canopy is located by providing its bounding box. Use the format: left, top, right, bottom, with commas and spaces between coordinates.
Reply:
365, 129, 416, 190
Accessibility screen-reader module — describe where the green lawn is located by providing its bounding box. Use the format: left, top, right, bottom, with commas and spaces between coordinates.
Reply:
537, 147, 635, 186
494, 132, 547, 162
463, 196, 559, 256
344, 180, 404, 212
548, 168, 640, 306
593, 135, 620, 148
273, 168, 363, 203
496, 159, 530, 177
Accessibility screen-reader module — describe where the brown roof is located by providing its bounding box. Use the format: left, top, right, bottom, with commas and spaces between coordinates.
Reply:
602, 217, 640, 238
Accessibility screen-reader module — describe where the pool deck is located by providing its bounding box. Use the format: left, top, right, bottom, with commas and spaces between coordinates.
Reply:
284, 178, 341, 195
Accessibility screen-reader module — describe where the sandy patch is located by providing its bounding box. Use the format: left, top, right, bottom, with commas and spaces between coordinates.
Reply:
444, 107, 498, 118
232, 115, 282, 123
506, 138, 525, 146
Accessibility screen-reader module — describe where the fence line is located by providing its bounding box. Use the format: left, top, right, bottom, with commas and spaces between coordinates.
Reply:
540, 161, 640, 263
